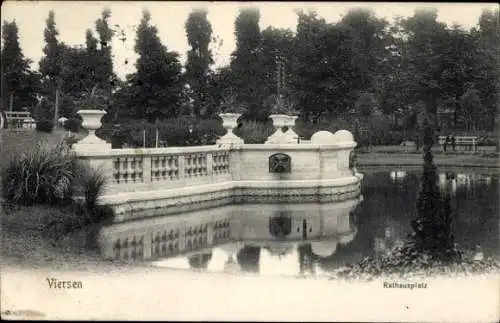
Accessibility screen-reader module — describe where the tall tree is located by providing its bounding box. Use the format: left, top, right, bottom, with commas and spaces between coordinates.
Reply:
437, 24, 476, 125
1, 20, 39, 112
290, 10, 328, 122
230, 7, 266, 119
39, 11, 63, 124
411, 123, 457, 261
398, 9, 449, 114
59, 45, 93, 98
85, 29, 99, 89
184, 8, 214, 117
94, 8, 115, 94
260, 26, 295, 102
129, 10, 183, 121
459, 88, 485, 131
340, 8, 390, 98
474, 9, 500, 132
291, 11, 359, 122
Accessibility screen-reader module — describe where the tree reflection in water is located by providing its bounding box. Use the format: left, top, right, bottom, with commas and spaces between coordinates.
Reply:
236, 245, 261, 272
315, 169, 499, 272
188, 252, 213, 270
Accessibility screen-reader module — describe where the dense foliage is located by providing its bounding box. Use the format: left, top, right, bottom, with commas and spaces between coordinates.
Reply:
1, 6, 499, 145
1, 20, 40, 111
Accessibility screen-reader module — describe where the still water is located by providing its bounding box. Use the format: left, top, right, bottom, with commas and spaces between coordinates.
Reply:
98, 168, 499, 277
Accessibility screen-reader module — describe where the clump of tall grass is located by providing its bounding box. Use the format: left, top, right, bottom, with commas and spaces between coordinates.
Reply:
68, 164, 113, 228
1, 140, 110, 208
74, 164, 107, 211
1, 142, 78, 206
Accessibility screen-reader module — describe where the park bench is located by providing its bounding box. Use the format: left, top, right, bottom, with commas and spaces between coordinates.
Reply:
293, 135, 312, 144
4, 111, 36, 130
438, 135, 478, 151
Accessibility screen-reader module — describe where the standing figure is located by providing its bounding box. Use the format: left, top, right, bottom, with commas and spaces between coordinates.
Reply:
443, 135, 449, 152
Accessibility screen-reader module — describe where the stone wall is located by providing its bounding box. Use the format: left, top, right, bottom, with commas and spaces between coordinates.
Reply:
74, 128, 362, 221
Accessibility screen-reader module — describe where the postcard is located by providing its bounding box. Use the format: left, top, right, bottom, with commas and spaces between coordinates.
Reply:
1, 1, 499, 321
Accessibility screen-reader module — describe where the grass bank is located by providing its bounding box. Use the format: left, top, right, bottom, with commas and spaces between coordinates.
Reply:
1, 129, 115, 270
0, 130, 86, 170
357, 151, 499, 168
0, 204, 131, 271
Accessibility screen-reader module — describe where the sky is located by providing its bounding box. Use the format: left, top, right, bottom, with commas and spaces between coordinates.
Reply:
2, 1, 499, 79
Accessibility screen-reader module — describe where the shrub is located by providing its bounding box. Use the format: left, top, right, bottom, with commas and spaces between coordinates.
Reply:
294, 115, 405, 146
1, 143, 78, 205
63, 117, 82, 133
477, 136, 496, 146
293, 119, 321, 140
112, 117, 226, 147
36, 120, 54, 133
233, 120, 275, 144
63, 134, 79, 147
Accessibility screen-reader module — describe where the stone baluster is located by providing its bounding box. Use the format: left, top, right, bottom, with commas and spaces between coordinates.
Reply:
207, 152, 213, 177
143, 231, 152, 260
143, 155, 151, 183
178, 155, 185, 180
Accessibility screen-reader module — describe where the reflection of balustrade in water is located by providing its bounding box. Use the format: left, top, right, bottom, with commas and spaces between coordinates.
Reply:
113, 234, 145, 261
151, 229, 181, 258
213, 220, 231, 245
103, 198, 362, 275
100, 206, 234, 262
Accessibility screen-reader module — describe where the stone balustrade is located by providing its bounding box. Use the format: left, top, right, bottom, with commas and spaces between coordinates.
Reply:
73, 110, 363, 221
77, 146, 233, 195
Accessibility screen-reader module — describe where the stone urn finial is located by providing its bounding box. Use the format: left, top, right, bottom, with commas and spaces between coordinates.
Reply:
266, 114, 299, 144
73, 109, 111, 153
217, 113, 244, 145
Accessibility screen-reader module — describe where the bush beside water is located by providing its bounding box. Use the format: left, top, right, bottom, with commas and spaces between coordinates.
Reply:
1, 142, 112, 243
1, 143, 78, 205
334, 243, 500, 281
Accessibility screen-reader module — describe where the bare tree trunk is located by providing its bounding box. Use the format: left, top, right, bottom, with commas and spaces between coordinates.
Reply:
53, 88, 59, 127
496, 105, 500, 152
9, 93, 13, 111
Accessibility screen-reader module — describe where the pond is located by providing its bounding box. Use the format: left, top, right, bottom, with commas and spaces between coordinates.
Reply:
98, 168, 499, 277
